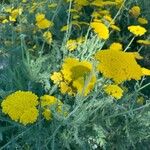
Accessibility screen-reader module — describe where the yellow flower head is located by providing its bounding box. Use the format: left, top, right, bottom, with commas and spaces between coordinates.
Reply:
128, 25, 147, 36
104, 84, 123, 100
129, 6, 141, 17
138, 17, 148, 25
1, 91, 39, 125
109, 42, 123, 51
36, 13, 53, 29
137, 40, 150, 45
43, 31, 52, 44
40, 95, 64, 120
9, 8, 23, 22
91, 0, 116, 7
74, 0, 89, 6
66, 39, 78, 51
90, 21, 109, 40
51, 57, 96, 96
95, 49, 144, 83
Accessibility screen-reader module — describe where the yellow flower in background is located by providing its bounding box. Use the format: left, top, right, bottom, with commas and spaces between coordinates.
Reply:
104, 84, 123, 100
43, 31, 52, 44
42, 109, 52, 120
4, 7, 23, 22
36, 13, 53, 29
128, 25, 147, 36
2, 19, 9, 23
66, 39, 78, 51
74, 0, 89, 6
41, 95, 57, 107
129, 6, 141, 17
137, 40, 150, 45
137, 96, 144, 105
9, 8, 23, 22
91, 0, 116, 7
103, 15, 114, 24
95, 49, 144, 83
109, 42, 123, 51
137, 17, 148, 25
90, 21, 109, 40
66, 37, 85, 51
115, 0, 124, 6
40, 95, 65, 120
1, 91, 39, 125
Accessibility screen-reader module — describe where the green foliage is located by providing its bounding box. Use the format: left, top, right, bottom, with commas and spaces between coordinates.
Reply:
0, 0, 150, 149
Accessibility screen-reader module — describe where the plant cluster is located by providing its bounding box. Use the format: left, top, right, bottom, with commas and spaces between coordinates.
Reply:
0, 0, 150, 149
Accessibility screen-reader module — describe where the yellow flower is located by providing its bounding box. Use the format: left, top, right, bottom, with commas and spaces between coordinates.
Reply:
1, 91, 39, 125
104, 84, 123, 100
129, 6, 141, 17
103, 15, 115, 24
2, 19, 9, 24
137, 40, 150, 45
137, 96, 144, 105
43, 31, 52, 44
9, 8, 23, 22
20, 108, 39, 125
36, 13, 53, 29
74, 0, 89, 6
90, 21, 109, 40
40, 95, 64, 120
50, 72, 63, 84
95, 49, 144, 83
59, 82, 73, 95
115, 0, 124, 6
91, 0, 116, 7
41, 95, 57, 107
66, 39, 78, 51
128, 25, 147, 36
51, 57, 96, 96
42, 109, 52, 120
66, 37, 85, 51
109, 42, 123, 51
138, 17, 148, 25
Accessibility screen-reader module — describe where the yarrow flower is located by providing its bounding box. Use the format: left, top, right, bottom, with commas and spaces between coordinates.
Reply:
66, 39, 78, 51
109, 42, 123, 51
4, 7, 23, 22
1, 91, 39, 125
51, 57, 96, 96
137, 40, 150, 45
36, 13, 53, 29
95, 48, 150, 83
43, 31, 52, 44
137, 17, 148, 25
104, 84, 123, 100
40, 95, 65, 120
66, 37, 85, 51
128, 25, 147, 36
90, 21, 109, 40
129, 6, 141, 18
